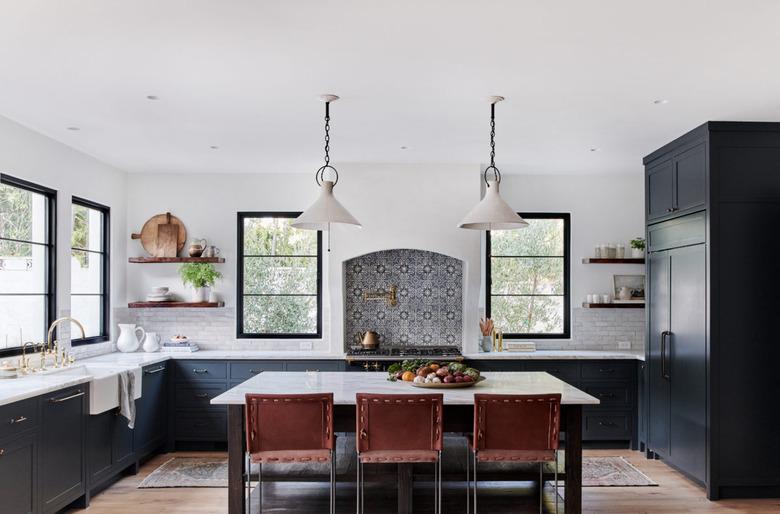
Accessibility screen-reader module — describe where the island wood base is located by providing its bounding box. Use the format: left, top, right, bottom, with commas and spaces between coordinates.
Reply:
227, 404, 583, 514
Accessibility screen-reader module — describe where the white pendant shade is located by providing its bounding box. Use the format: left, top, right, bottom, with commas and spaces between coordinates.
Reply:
458, 180, 528, 230
291, 180, 361, 230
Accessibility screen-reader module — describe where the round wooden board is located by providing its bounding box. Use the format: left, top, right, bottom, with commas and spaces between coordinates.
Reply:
409, 376, 486, 389
133, 213, 187, 256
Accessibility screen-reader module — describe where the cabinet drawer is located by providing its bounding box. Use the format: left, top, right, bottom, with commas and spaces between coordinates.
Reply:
285, 360, 345, 372
583, 411, 632, 440
648, 211, 705, 252
469, 360, 524, 371
175, 384, 228, 409
175, 412, 227, 441
230, 361, 284, 381
581, 361, 633, 380
176, 361, 227, 381
525, 361, 580, 382
0, 397, 38, 440
581, 383, 632, 407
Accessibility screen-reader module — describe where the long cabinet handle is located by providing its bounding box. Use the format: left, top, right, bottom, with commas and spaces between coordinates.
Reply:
660, 331, 671, 380
193, 369, 209, 374
194, 393, 209, 399
49, 390, 85, 403
9, 416, 28, 424
144, 366, 165, 374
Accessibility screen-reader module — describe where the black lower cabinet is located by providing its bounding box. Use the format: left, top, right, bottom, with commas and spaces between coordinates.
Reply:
40, 386, 87, 514
0, 431, 38, 514
134, 362, 169, 458
87, 408, 136, 491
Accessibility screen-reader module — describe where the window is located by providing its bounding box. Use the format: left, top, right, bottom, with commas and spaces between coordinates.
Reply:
237, 212, 322, 338
71, 197, 109, 344
486, 213, 570, 339
0, 175, 56, 352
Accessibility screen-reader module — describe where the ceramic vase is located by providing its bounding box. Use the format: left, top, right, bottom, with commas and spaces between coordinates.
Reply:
117, 324, 145, 353
143, 332, 161, 353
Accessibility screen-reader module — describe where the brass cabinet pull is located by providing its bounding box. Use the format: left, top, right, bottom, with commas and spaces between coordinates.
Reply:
49, 390, 85, 403
194, 393, 209, 399
248, 369, 261, 374
598, 421, 618, 428
598, 368, 615, 374
597, 393, 616, 399
193, 369, 209, 374
144, 366, 165, 374
660, 331, 671, 380
306, 369, 320, 372
0, 449, 4, 456
9, 416, 27, 424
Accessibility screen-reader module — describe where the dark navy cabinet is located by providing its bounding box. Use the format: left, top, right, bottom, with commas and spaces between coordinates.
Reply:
0, 431, 38, 514
134, 362, 168, 458
644, 122, 780, 499
40, 386, 87, 514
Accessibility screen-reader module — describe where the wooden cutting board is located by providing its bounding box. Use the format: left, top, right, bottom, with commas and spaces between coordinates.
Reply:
131, 212, 187, 257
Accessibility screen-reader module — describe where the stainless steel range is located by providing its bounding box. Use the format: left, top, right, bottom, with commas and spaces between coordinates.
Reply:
345, 346, 463, 371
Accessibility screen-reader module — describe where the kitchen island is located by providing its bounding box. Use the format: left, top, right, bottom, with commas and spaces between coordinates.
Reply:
212, 370, 599, 514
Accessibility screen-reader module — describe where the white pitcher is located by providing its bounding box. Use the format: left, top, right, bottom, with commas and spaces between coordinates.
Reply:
143, 332, 161, 353
117, 324, 145, 353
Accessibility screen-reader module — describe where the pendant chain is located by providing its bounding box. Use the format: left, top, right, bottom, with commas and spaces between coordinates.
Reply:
324, 102, 331, 166
489, 103, 496, 168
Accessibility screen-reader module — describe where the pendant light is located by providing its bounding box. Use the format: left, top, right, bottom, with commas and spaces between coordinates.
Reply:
458, 96, 528, 230
292, 95, 361, 250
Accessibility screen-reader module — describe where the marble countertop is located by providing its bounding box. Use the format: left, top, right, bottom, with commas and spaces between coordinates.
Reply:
0, 369, 94, 407
462, 350, 645, 361
211, 371, 600, 406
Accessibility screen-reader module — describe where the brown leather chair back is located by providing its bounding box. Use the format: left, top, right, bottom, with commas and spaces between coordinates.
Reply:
245, 393, 334, 454
473, 393, 561, 452
356, 393, 443, 453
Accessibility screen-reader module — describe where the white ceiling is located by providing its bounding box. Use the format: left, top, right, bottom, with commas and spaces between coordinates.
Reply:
1, 0, 780, 175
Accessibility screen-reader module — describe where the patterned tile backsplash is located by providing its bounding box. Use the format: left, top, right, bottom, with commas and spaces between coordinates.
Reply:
343, 249, 463, 349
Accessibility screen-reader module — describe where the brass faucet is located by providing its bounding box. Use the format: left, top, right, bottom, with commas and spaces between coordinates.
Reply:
20, 342, 37, 373
363, 285, 398, 307
47, 317, 85, 368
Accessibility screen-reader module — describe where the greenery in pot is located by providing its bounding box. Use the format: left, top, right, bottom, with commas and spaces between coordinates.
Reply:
179, 263, 222, 301
630, 237, 646, 250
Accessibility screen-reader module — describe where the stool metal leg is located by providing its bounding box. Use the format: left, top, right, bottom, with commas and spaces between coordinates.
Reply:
245, 453, 251, 513
356, 453, 361, 514
473, 450, 478, 513
258, 462, 263, 513
465, 446, 470, 514
554, 450, 559, 514
539, 462, 543, 514
437, 452, 442, 514
330, 449, 336, 514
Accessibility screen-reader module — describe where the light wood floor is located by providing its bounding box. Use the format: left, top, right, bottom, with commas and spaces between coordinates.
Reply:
65, 449, 780, 513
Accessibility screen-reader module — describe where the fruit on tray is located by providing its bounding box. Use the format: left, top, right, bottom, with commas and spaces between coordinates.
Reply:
387, 359, 481, 384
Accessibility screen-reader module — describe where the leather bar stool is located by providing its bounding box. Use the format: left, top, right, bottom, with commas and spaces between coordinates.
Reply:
355, 393, 444, 514
467, 393, 561, 514
245, 393, 336, 513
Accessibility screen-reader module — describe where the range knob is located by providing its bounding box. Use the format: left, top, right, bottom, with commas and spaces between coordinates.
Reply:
363, 362, 371, 371
372, 361, 382, 371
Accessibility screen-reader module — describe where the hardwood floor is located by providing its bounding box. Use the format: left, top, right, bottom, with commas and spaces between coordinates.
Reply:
66, 449, 780, 513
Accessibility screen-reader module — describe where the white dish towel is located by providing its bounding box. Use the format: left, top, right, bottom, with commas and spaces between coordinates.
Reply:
118, 370, 136, 429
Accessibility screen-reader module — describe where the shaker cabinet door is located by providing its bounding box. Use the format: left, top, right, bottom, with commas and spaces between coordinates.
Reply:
674, 143, 707, 214
647, 251, 671, 457
0, 432, 37, 514
647, 159, 675, 220
669, 244, 707, 482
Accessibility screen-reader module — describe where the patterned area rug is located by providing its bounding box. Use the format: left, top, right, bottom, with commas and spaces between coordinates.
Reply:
139, 455, 656, 489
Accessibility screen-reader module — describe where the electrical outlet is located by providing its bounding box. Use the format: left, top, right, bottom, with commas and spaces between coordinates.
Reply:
617, 341, 631, 350
299, 341, 313, 351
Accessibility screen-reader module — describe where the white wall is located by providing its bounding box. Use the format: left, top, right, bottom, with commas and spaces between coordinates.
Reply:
496, 173, 645, 346
0, 115, 128, 353
125, 164, 482, 353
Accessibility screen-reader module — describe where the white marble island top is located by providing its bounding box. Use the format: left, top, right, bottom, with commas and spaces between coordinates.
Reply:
211, 371, 600, 406
462, 350, 645, 361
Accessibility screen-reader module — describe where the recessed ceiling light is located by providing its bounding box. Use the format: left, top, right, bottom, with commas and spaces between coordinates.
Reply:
209, 145, 219, 150
146, 95, 159, 100
400, 146, 409, 150
589, 147, 599, 152
653, 99, 669, 105
66, 126, 80, 131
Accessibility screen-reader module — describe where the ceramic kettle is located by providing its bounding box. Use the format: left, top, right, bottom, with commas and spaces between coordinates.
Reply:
356, 331, 380, 349
117, 324, 145, 353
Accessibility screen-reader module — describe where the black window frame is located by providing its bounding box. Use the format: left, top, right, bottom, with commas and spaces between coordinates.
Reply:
236, 211, 323, 339
0, 174, 57, 357
70, 196, 110, 346
486, 212, 571, 339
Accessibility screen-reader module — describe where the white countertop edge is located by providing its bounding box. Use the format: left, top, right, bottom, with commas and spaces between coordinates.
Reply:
0, 375, 93, 407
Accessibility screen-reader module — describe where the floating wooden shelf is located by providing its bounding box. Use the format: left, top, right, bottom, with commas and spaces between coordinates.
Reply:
128, 301, 225, 308
582, 302, 645, 309
129, 257, 225, 264
581, 258, 645, 264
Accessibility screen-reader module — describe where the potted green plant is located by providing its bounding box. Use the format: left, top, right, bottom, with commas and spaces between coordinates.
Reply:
630, 237, 646, 258
179, 263, 222, 302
